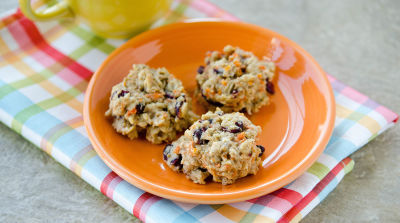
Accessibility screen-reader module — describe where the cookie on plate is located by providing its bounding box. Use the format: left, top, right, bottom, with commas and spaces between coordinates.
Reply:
105, 64, 198, 144
163, 108, 265, 185
196, 45, 275, 114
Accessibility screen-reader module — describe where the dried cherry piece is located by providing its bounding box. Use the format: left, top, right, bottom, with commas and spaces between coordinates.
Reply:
213, 68, 222, 74
117, 90, 129, 98
175, 101, 184, 117
193, 127, 209, 145
256, 145, 265, 157
235, 121, 244, 130
135, 103, 145, 114
197, 65, 205, 74
164, 92, 175, 99
266, 79, 275, 94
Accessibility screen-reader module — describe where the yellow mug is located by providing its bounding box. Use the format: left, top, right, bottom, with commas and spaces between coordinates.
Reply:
19, 0, 172, 38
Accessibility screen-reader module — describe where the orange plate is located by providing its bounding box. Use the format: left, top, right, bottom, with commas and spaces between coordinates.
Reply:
83, 21, 335, 204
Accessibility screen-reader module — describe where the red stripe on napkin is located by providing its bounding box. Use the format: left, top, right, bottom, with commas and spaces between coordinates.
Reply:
278, 157, 352, 223
15, 10, 92, 81
100, 172, 119, 197
133, 192, 161, 221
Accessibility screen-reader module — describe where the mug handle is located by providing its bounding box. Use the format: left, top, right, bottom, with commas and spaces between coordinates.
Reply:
19, 0, 74, 21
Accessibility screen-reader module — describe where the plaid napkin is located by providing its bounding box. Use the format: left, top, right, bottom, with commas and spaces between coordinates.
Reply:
0, 0, 398, 222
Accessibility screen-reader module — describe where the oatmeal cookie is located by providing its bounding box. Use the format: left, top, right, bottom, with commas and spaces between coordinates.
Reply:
105, 64, 198, 144
163, 108, 265, 185
196, 45, 275, 114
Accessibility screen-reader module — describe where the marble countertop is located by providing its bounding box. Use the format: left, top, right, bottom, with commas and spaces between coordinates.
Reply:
1, 0, 399, 222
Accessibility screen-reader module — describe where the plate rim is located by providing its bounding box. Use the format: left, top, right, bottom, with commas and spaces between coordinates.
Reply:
83, 20, 335, 204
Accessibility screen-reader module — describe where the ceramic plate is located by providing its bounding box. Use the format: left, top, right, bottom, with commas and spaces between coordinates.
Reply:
83, 21, 335, 204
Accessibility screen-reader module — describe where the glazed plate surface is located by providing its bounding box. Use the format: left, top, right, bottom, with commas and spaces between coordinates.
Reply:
83, 21, 335, 204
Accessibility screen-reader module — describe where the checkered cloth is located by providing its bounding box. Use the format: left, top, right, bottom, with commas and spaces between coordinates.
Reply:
0, 0, 398, 222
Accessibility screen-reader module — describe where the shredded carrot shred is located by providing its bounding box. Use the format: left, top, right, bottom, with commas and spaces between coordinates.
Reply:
236, 132, 246, 141
259, 65, 266, 70
146, 92, 163, 99
206, 88, 215, 95
221, 80, 227, 86
257, 73, 263, 79
174, 146, 181, 153
234, 60, 241, 67
224, 65, 231, 71
126, 108, 137, 116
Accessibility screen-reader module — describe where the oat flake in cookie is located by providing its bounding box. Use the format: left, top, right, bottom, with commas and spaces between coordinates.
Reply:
196, 45, 275, 114
105, 64, 198, 144
163, 108, 265, 185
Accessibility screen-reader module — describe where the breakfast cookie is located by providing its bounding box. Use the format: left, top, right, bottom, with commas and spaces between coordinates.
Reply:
163, 108, 265, 185
105, 64, 198, 144
196, 45, 275, 114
